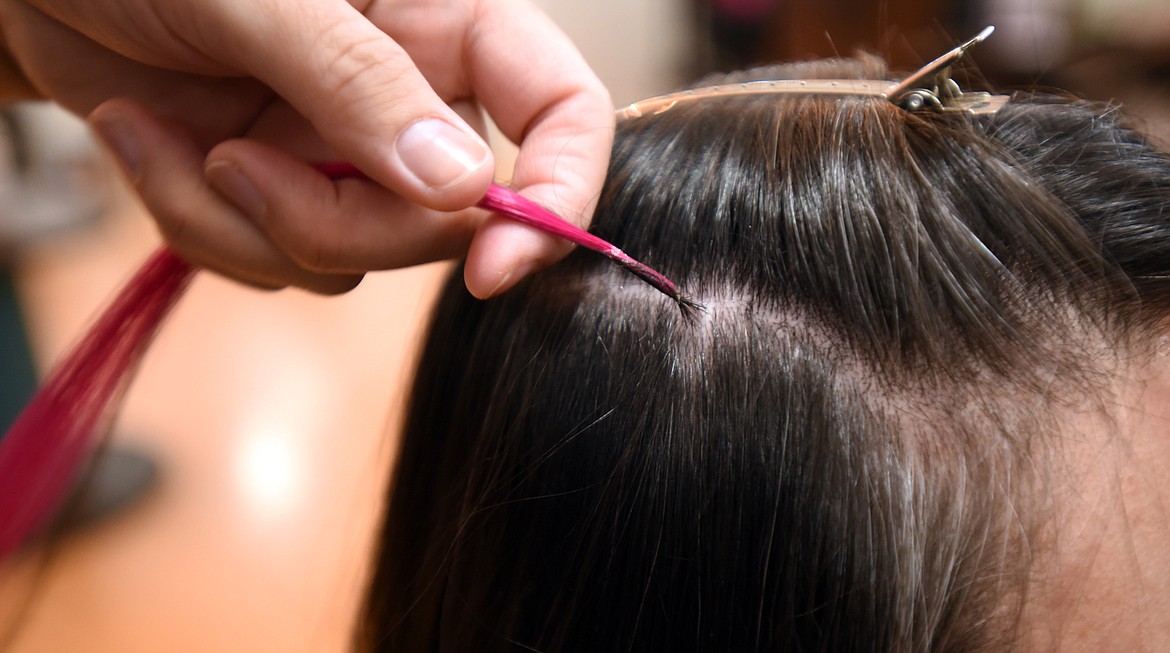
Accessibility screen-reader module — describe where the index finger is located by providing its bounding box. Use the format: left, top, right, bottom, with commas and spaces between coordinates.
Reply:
457, 0, 615, 297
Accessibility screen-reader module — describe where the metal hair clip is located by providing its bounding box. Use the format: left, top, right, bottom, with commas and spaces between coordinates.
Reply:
883, 26, 1008, 115
616, 26, 1008, 121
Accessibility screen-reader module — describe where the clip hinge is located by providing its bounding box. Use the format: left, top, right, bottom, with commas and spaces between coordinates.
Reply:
884, 26, 1008, 115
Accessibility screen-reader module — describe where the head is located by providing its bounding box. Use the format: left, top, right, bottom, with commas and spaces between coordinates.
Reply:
359, 57, 1170, 651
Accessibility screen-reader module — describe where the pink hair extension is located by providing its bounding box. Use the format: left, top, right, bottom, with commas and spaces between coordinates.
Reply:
0, 247, 195, 559
0, 161, 694, 560
477, 185, 700, 314
322, 162, 697, 314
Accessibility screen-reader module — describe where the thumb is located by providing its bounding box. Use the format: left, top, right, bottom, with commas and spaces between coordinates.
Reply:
216, 0, 493, 210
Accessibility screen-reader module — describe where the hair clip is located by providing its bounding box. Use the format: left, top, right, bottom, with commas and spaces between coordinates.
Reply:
616, 26, 1008, 121
884, 26, 1008, 115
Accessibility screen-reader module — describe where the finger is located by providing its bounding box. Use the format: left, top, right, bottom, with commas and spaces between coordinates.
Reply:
459, 0, 614, 297
205, 138, 483, 273
87, 98, 362, 294
1, 0, 270, 140
213, 0, 495, 211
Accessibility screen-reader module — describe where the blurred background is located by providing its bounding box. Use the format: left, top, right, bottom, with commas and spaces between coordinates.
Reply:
0, 0, 1167, 650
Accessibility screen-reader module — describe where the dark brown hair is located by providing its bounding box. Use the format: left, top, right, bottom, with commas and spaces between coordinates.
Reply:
358, 58, 1170, 652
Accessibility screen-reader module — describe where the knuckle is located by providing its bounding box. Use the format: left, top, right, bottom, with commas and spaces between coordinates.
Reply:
155, 205, 200, 253
285, 237, 335, 273
282, 217, 352, 273
266, 180, 351, 273
315, 25, 413, 111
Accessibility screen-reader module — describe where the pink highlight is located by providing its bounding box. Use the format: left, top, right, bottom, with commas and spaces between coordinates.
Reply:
476, 185, 685, 303
0, 248, 194, 558
315, 162, 686, 303
311, 161, 366, 179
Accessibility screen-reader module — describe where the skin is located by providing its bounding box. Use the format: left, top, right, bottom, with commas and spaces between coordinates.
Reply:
1022, 328, 1170, 651
0, 0, 614, 296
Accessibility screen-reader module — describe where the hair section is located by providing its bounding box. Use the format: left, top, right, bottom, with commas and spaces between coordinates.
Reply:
359, 59, 1170, 652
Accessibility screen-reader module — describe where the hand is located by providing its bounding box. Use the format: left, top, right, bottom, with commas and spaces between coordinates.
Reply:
0, 0, 613, 295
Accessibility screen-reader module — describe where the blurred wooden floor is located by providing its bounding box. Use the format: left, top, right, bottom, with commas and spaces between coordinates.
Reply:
1, 173, 448, 652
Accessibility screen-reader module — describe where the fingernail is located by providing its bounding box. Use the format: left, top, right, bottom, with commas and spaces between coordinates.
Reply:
91, 114, 141, 182
395, 118, 490, 190
206, 161, 267, 221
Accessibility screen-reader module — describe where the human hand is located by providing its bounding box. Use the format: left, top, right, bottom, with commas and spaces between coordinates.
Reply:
0, 0, 613, 295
